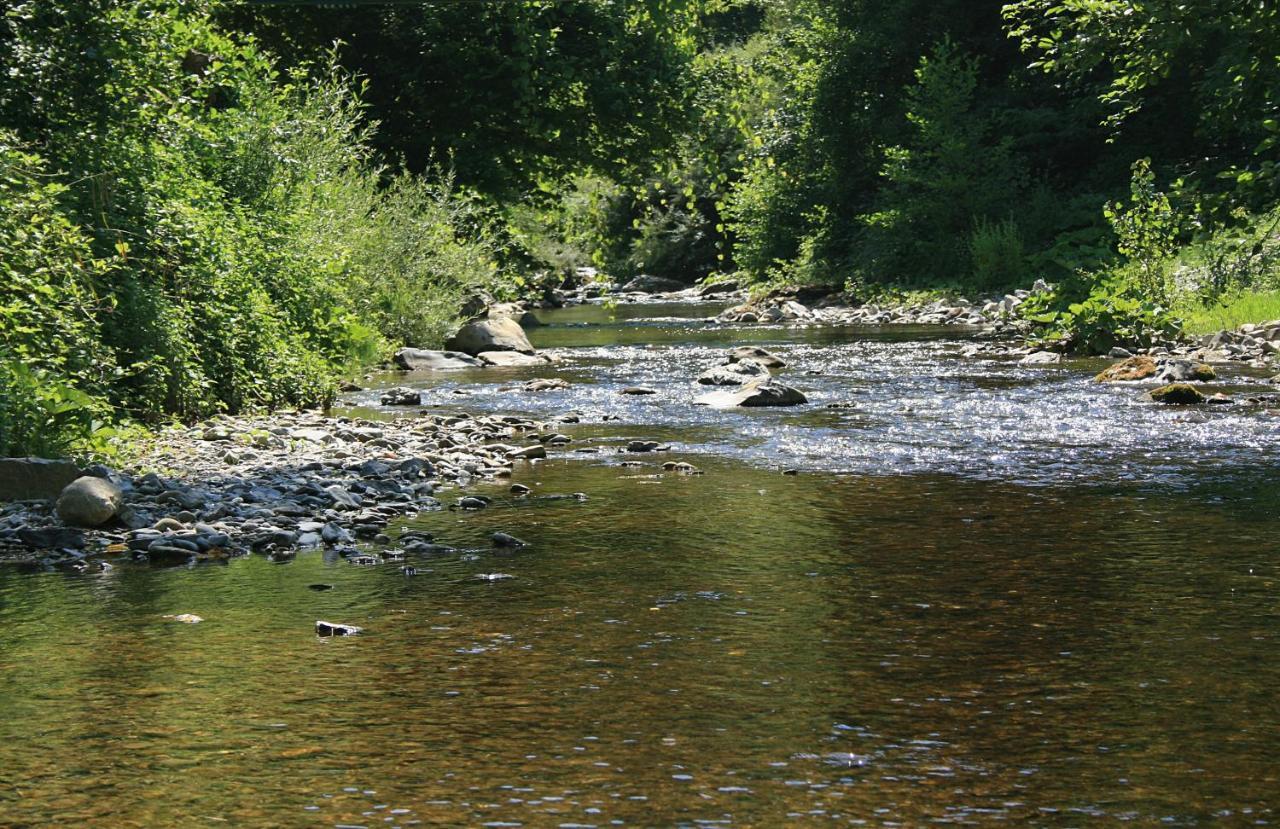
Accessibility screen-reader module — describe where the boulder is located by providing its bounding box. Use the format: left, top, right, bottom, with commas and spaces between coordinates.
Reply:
620, 274, 687, 293
1156, 359, 1216, 383
393, 348, 484, 370
446, 317, 535, 356
380, 387, 422, 406
727, 346, 786, 368
492, 532, 527, 548
55, 476, 124, 527
479, 351, 549, 367
1149, 383, 1206, 405
696, 377, 807, 408
697, 360, 769, 386
1019, 350, 1061, 366
0, 457, 81, 501
1095, 355, 1158, 383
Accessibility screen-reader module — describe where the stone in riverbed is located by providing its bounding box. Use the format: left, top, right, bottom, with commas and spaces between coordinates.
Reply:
508, 445, 547, 460
1155, 359, 1216, 383
446, 317, 536, 356
621, 387, 657, 396
695, 377, 807, 408
697, 360, 769, 386
1018, 350, 1061, 366
0, 458, 81, 501
316, 620, 363, 637
620, 274, 687, 293
479, 351, 549, 367
1095, 355, 1158, 382
393, 348, 484, 370
727, 346, 786, 368
522, 378, 571, 392
1149, 383, 1206, 405
380, 387, 422, 406
492, 532, 527, 548
56, 476, 124, 527
18, 526, 85, 549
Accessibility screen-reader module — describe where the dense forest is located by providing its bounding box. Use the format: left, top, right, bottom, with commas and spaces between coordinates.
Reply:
3, 0, 1280, 457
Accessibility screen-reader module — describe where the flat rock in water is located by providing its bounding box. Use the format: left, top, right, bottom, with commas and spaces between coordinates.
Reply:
56, 476, 124, 527
1019, 350, 1061, 366
380, 387, 422, 406
1156, 359, 1216, 383
508, 445, 547, 460
0, 458, 81, 501
696, 377, 807, 408
621, 387, 657, 396
479, 351, 549, 367
728, 346, 786, 368
447, 317, 536, 356
522, 378, 570, 392
1096, 355, 1158, 382
316, 620, 363, 637
492, 532, 527, 548
697, 361, 769, 386
393, 348, 484, 370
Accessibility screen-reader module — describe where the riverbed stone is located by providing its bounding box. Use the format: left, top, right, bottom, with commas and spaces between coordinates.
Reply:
1019, 350, 1061, 366
1095, 355, 1158, 382
697, 360, 769, 386
56, 477, 124, 527
696, 376, 807, 408
479, 351, 549, 367
728, 346, 786, 368
492, 531, 527, 548
1156, 359, 1216, 383
393, 348, 484, 370
621, 274, 686, 293
316, 620, 363, 636
508, 445, 547, 460
380, 387, 422, 406
1149, 383, 1206, 405
0, 458, 82, 502
447, 317, 536, 356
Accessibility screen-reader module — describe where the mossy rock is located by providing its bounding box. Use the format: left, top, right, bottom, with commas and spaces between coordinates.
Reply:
1095, 355, 1157, 382
1149, 383, 1206, 405
1190, 362, 1216, 381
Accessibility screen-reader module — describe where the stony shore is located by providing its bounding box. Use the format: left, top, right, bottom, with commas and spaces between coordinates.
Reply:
0, 411, 556, 569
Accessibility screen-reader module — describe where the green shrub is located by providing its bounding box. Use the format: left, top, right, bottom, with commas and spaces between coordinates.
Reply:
968, 217, 1026, 290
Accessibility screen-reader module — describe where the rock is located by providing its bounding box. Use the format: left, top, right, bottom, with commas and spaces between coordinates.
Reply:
1019, 350, 1061, 366
1149, 383, 1206, 405
325, 486, 362, 510
1156, 360, 1216, 383
621, 387, 657, 396
508, 445, 547, 460
479, 351, 549, 367
163, 614, 203, 624
308, 583, 334, 591
321, 522, 354, 545
620, 274, 687, 293
18, 526, 85, 549
492, 532, 527, 548
316, 620, 363, 637
380, 387, 422, 406
510, 483, 531, 495
446, 317, 535, 356
458, 496, 489, 510
0, 458, 81, 501
522, 378, 571, 392
662, 461, 702, 474
1108, 346, 1134, 358
627, 441, 660, 453
728, 346, 786, 368
393, 348, 485, 370
55, 476, 124, 527
696, 377, 807, 408
697, 278, 740, 296
697, 360, 769, 386
476, 572, 515, 581
1095, 356, 1158, 383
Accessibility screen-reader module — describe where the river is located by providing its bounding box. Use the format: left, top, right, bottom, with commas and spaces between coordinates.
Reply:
2, 301, 1278, 826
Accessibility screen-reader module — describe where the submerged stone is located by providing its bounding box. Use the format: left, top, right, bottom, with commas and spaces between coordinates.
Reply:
1149, 383, 1206, 405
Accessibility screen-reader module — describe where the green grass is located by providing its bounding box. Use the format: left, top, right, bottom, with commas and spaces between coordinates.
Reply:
1175, 290, 1280, 335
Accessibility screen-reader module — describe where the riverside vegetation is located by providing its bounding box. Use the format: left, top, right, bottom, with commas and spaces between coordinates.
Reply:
5, 0, 1280, 457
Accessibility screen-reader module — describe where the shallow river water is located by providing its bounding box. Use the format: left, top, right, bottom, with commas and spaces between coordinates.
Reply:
3, 302, 1280, 826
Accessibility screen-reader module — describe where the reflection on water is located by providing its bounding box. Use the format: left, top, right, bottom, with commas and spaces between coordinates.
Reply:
3, 303, 1280, 826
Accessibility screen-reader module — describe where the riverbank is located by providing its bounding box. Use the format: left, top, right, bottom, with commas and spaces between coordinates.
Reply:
0, 410, 551, 569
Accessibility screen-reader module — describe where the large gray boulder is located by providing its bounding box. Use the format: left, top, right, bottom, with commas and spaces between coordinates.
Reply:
0, 458, 81, 501
696, 377, 807, 408
393, 348, 484, 370
56, 476, 124, 527
446, 317, 536, 356
697, 360, 770, 386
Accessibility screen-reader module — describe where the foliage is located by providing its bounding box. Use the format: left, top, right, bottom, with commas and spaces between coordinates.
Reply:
1020, 270, 1178, 354
1103, 159, 1178, 304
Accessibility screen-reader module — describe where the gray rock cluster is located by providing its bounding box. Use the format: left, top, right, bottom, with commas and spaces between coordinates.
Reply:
694, 346, 807, 407
0, 410, 557, 568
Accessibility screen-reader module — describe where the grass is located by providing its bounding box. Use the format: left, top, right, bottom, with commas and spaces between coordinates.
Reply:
1174, 289, 1280, 335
